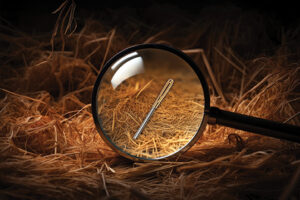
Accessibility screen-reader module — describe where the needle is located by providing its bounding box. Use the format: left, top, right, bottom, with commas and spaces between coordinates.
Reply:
133, 79, 174, 140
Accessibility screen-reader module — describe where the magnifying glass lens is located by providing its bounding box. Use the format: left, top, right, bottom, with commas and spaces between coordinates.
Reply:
96, 48, 205, 160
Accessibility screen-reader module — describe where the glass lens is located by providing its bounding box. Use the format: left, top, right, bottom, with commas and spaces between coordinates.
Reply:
96, 48, 205, 159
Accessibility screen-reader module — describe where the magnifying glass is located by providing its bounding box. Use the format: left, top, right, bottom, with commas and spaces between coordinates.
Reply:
92, 44, 300, 161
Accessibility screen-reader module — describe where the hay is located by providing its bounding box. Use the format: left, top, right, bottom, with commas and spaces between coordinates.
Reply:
0, 4, 300, 200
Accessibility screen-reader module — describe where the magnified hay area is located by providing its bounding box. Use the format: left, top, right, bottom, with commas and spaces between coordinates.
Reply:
97, 65, 204, 159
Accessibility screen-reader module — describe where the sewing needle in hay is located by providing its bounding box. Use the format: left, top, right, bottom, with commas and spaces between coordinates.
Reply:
133, 79, 174, 140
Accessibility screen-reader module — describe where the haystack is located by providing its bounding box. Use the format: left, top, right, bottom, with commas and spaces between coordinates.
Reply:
0, 1, 299, 199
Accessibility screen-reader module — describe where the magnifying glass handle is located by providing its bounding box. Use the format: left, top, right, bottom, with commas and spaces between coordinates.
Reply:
207, 107, 300, 143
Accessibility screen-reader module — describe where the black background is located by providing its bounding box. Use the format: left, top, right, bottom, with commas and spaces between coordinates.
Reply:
0, 0, 299, 33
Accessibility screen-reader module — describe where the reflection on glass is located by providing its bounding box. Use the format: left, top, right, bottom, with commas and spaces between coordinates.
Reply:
110, 52, 144, 89
97, 48, 205, 159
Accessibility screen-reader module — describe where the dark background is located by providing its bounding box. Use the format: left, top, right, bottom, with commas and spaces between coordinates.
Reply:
0, 0, 299, 33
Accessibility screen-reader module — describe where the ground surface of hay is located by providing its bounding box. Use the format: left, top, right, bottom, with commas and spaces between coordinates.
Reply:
0, 2, 300, 200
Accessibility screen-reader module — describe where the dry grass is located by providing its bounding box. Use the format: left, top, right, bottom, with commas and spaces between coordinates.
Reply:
0, 3, 300, 200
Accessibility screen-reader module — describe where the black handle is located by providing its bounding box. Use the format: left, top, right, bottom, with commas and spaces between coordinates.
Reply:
207, 107, 300, 143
